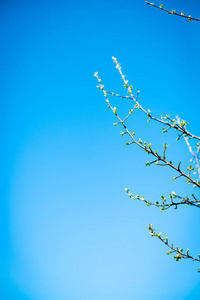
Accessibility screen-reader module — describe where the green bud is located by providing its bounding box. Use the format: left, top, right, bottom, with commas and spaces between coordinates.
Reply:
113, 107, 117, 114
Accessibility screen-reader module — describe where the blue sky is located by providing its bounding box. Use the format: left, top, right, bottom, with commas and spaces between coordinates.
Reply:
1, 0, 200, 299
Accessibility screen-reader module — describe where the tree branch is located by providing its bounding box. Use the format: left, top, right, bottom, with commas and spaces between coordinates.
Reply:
148, 224, 200, 272
125, 189, 200, 211
145, 1, 200, 22
95, 68, 200, 188
95, 67, 200, 142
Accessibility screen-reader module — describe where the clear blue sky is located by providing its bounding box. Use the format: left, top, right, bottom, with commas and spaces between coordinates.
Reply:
1, 0, 200, 299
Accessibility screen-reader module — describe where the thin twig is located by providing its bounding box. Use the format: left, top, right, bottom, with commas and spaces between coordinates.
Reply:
145, 1, 200, 22
125, 189, 200, 211
95, 69, 200, 188
176, 116, 200, 180
148, 224, 200, 267
103, 89, 200, 141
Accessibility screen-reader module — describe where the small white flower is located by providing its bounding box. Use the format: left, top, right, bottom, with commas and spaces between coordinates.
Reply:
116, 64, 121, 70
99, 84, 104, 90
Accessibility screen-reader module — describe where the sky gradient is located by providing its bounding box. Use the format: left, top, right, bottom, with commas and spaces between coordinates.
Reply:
1, 0, 200, 299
